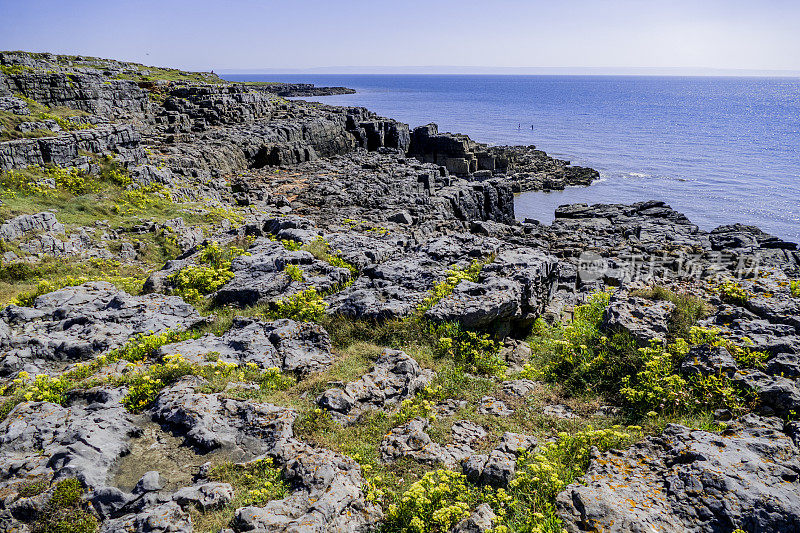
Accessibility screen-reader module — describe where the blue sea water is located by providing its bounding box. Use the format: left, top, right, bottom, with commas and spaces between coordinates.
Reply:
223, 74, 800, 243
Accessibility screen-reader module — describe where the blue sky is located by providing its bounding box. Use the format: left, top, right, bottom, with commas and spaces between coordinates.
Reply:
1, 0, 799, 73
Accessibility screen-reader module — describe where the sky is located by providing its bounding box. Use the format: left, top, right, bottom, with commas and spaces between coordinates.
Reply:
1, 0, 799, 74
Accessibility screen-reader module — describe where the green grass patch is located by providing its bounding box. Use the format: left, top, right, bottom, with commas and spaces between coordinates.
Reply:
190, 458, 288, 533
0, 96, 92, 141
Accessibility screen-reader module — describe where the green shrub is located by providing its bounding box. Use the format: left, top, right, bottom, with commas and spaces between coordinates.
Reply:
392, 394, 436, 425
13, 276, 92, 306
283, 264, 304, 282
688, 326, 768, 369
619, 338, 750, 415
297, 407, 336, 435
790, 280, 800, 298
302, 236, 358, 275
170, 265, 234, 303
507, 426, 642, 532
632, 285, 711, 340
719, 279, 748, 305
119, 355, 293, 413
190, 457, 288, 532
267, 288, 328, 322
32, 478, 98, 533
17, 478, 49, 498
522, 292, 641, 395
114, 183, 173, 215
50, 478, 83, 509
121, 353, 196, 411
0, 262, 37, 282
434, 323, 505, 377
0, 329, 198, 420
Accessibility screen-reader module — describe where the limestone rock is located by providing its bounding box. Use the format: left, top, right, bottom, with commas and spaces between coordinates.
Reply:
0, 282, 201, 378
157, 317, 333, 373
478, 396, 513, 417
0, 387, 137, 496
381, 418, 486, 469
556, 418, 800, 532
214, 238, 351, 307
98, 502, 191, 533
449, 503, 496, 533
318, 348, 434, 423
0, 211, 64, 241
602, 293, 674, 346
172, 482, 234, 511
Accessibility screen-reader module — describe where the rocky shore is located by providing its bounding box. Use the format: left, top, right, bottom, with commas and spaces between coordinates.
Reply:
1, 51, 799, 533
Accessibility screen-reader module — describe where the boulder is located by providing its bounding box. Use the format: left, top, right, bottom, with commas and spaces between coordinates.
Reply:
602, 293, 674, 346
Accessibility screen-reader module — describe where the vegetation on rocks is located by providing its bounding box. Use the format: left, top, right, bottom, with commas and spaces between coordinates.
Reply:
191, 458, 288, 533
121, 354, 293, 412
169, 241, 250, 304
266, 288, 328, 322
0, 96, 92, 141
522, 291, 760, 418
718, 278, 749, 305
417, 258, 488, 313
505, 426, 642, 532
0, 162, 243, 306
32, 478, 98, 533
3, 50, 799, 533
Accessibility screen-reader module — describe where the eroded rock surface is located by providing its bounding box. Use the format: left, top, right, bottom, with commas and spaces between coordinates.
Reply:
317, 348, 434, 424
0, 282, 201, 378
557, 416, 800, 533
157, 317, 333, 374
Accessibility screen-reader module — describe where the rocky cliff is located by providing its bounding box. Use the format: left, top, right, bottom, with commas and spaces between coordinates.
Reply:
1, 51, 799, 533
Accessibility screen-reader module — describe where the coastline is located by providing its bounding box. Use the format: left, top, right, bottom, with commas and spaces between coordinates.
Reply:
238, 73, 800, 244
1, 51, 799, 533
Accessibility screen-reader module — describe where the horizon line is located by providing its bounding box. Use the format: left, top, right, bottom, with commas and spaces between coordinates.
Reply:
217, 65, 800, 77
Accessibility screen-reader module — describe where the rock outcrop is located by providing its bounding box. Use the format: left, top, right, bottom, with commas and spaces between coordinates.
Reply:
317, 348, 435, 424
0, 282, 201, 378
557, 416, 800, 533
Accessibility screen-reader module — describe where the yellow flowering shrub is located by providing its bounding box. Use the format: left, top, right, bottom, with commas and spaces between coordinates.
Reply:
392, 396, 436, 425
417, 259, 487, 313
13, 276, 91, 306
718, 279, 749, 305
168, 241, 249, 303
267, 288, 328, 322
434, 324, 505, 377
384, 470, 479, 533
114, 183, 173, 215
283, 264, 304, 282
119, 354, 293, 412
507, 426, 642, 532
206, 457, 288, 506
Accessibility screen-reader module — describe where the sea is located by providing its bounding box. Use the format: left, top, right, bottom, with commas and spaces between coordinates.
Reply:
222, 74, 800, 244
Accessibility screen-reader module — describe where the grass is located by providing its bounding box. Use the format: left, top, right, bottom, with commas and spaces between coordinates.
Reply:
0, 257, 153, 307
190, 458, 288, 533
0, 162, 244, 306
112, 64, 224, 85
0, 96, 92, 141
